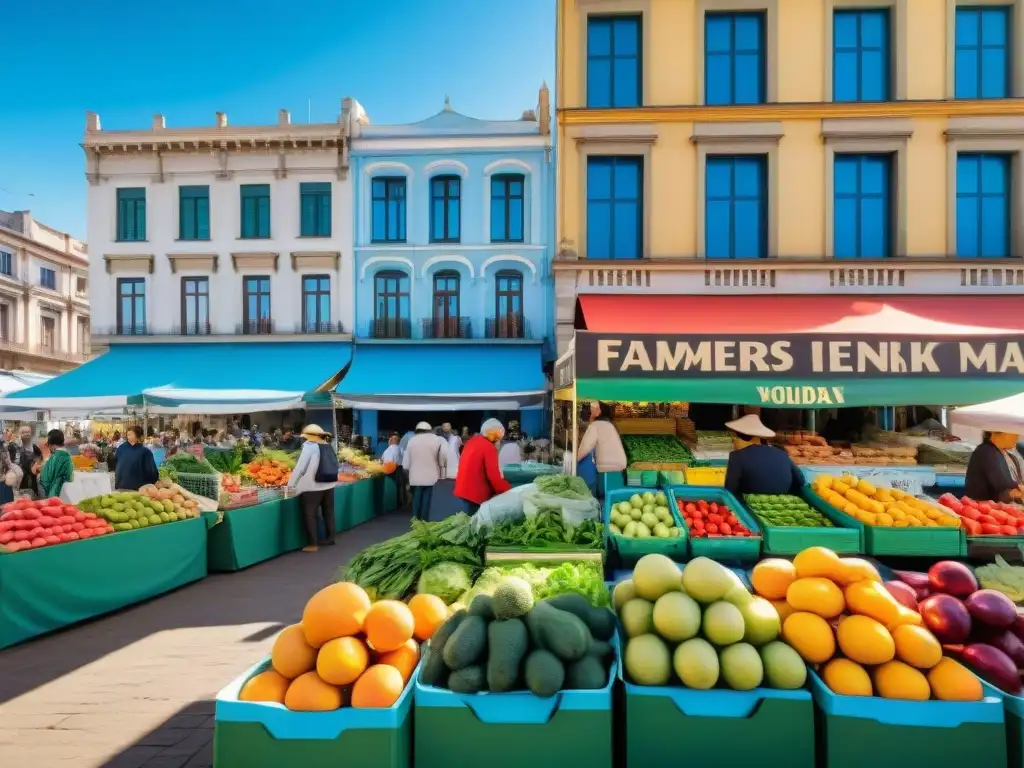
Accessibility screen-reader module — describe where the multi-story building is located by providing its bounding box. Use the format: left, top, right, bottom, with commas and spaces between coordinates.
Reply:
554, 0, 1024, 361
339, 89, 554, 442
0, 209, 90, 376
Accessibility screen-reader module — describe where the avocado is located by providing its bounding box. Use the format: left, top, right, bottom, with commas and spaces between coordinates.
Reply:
523, 650, 565, 697
486, 618, 529, 692
447, 665, 486, 694
443, 614, 487, 671
566, 655, 608, 690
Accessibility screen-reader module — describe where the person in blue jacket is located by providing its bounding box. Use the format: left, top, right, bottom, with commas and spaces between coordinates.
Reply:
723, 414, 805, 497
114, 425, 160, 491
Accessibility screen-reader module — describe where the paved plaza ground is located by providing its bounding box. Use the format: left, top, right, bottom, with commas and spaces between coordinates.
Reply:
0, 511, 411, 768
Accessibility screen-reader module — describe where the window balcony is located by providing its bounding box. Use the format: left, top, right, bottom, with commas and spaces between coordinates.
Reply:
368, 318, 412, 340
485, 314, 529, 340
98, 323, 151, 338
297, 321, 344, 335
238, 319, 276, 336
172, 322, 213, 336
421, 316, 471, 340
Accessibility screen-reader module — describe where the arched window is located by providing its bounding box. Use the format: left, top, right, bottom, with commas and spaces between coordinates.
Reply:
490, 173, 525, 242
492, 270, 524, 338
373, 270, 410, 339
430, 176, 461, 243
431, 270, 462, 338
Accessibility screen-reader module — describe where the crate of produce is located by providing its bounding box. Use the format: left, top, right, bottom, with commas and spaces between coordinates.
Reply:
605, 488, 688, 562
658, 469, 686, 487
807, 474, 963, 557
808, 670, 1005, 768
667, 486, 761, 562
744, 488, 863, 555
641, 470, 659, 486
626, 470, 644, 487
999, 688, 1024, 768
683, 466, 726, 486
414, 599, 618, 768
622, 435, 694, 469
934, 494, 1024, 563
614, 417, 677, 435
213, 656, 416, 768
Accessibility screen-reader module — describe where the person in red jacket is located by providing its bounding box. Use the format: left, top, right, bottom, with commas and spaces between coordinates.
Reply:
454, 418, 512, 514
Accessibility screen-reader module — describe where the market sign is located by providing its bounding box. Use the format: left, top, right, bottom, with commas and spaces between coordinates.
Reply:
576, 332, 1024, 379
554, 353, 575, 390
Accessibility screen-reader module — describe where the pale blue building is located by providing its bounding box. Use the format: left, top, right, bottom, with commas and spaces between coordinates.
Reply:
339, 88, 554, 446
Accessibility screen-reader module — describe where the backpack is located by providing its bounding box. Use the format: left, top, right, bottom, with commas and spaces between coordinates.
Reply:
314, 444, 340, 483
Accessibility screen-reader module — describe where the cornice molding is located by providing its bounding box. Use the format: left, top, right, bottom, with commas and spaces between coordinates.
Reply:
551, 257, 1024, 272
103, 254, 155, 275
167, 253, 219, 274
231, 252, 279, 272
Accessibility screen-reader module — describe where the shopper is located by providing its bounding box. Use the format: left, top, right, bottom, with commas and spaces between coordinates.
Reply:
381, 433, 410, 509
577, 401, 628, 498
403, 422, 447, 521
287, 424, 339, 552
965, 432, 1023, 503
114, 425, 160, 491
12, 426, 41, 497
454, 418, 512, 515
441, 422, 462, 479
39, 429, 74, 499
723, 414, 805, 497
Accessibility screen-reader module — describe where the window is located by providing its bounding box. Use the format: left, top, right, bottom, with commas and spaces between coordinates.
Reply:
116, 188, 147, 241
41, 316, 56, 351
77, 318, 90, 355
373, 271, 410, 338
117, 277, 146, 335
76, 276, 87, 295
178, 185, 210, 240
180, 277, 210, 335
300, 182, 331, 237
706, 155, 768, 259
834, 9, 890, 102
0, 305, 9, 341
39, 267, 56, 290
301, 275, 331, 332
587, 15, 642, 108
432, 270, 461, 338
957, 153, 1011, 257
371, 177, 407, 242
240, 184, 271, 238
492, 270, 525, 339
430, 176, 461, 242
955, 6, 1011, 99
705, 12, 765, 105
586, 156, 643, 259
242, 276, 272, 334
0, 250, 12, 277
490, 174, 526, 242
834, 154, 893, 259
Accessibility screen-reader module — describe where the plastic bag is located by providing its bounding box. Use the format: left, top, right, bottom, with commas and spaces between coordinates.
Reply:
520, 486, 601, 527
471, 483, 534, 532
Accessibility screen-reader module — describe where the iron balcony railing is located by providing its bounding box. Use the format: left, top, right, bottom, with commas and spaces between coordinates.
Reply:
369, 318, 412, 339
172, 322, 213, 336
238, 318, 275, 335
297, 321, 344, 334
485, 313, 529, 339
421, 316, 471, 340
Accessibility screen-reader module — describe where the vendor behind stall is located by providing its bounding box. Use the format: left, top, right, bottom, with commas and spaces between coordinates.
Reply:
964, 431, 1023, 503
576, 401, 627, 497
723, 415, 805, 497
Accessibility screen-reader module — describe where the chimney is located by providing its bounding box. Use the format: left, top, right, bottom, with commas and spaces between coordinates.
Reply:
85, 112, 101, 132
521, 109, 537, 122
216, 112, 228, 128
538, 83, 550, 136
152, 114, 165, 130
278, 109, 291, 126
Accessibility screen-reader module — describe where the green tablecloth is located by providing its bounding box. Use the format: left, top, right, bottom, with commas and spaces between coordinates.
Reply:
207, 497, 305, 572
333, 476, 398, 532
0, 516, 208, 649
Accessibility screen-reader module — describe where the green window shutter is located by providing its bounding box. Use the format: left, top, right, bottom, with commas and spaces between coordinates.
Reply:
196, 196, 210, 239
300, 194, 316, 236
179, 186, 209, 240
240, 184, 271, 238
300, 182, 331, 236
117, 188, 146, 241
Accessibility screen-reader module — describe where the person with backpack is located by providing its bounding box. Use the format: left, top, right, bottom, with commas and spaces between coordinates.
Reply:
287, 424, 339, 552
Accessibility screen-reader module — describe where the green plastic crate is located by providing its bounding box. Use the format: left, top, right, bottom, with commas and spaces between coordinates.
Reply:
641, 470, 659, 486
413, 647, 616, 768
213, 657, 415, 768
623, 676, 814, 768
966, 534, 1024, 563
809, 670, 1005, 768
1005, 687, 1024, 768
667, 485, 761, 562
658, 470, 686, 487
605, 487, 688, 562
743, 486, 864, 556
804, 487, 964, 557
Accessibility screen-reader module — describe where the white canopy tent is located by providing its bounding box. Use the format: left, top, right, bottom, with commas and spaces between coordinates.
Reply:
950, 392, 1024, 434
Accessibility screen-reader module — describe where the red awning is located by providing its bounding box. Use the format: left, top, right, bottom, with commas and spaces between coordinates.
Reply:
576, 295, 1024, 336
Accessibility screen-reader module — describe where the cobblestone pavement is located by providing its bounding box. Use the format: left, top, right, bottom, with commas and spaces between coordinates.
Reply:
0, 511, 411, 768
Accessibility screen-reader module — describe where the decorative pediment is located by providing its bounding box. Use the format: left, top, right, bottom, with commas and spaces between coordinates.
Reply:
231, 252, 279, 271
103, 254, 154, 274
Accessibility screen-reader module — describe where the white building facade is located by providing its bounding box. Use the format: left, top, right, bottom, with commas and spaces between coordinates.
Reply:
84, 106, 359, 346
0, 210, 90, 375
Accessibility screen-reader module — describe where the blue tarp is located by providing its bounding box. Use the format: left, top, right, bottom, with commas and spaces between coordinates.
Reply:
4, 342, 352, 413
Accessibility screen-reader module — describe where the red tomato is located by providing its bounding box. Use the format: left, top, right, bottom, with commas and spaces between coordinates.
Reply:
58, 533, 70, 542
1001, 525, 1018, 536
22, 508, 41, 520
30, 537, 46, 547
962, 519, 982, 535
981, 523, 1003, 534
961, 496, 979, 508
979, 503, 993, 514
719, 523, 732, 535
685, 503, 697, 515
71, 523, 84, 532
709, 502, 719, 515
991, 509, 1010, 524
698, 500, 709, 512
66, 532, 79, 540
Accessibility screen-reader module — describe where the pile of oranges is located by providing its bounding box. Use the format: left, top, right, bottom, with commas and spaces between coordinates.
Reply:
240, 582, 449, 711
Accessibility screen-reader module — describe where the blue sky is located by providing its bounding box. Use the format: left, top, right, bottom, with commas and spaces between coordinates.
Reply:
0, 0, 554, 239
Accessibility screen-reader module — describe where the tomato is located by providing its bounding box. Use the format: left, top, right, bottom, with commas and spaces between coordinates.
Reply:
981, 523, 1003, 534
719, 523, 732, 535
709, 502, 719, 515
961, 496, 979, 508
66, 532, 79, 540
697, 500, 709, 513
1001, 525, 1018, 536
962, 519, 982, 535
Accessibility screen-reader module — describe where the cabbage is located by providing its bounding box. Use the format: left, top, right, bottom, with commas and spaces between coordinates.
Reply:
417, 562, 473, 604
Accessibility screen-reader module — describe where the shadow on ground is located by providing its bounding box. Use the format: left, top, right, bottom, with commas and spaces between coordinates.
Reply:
100, 699, 216, 768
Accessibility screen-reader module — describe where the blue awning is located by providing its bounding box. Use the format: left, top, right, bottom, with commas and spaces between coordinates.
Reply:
334, 342, 546, 411
5, 342, 352, 414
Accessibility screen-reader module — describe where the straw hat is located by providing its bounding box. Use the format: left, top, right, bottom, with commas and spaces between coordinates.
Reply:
415, 421, 432, 431
301, 424, 329, 439
724, 414, 775, 439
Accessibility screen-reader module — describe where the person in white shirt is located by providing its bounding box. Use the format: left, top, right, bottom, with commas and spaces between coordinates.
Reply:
381, 434, 403, 465
287, 424, 338, 552
381, 433, 409, 509
402, 422, 447, 521
498, 437, 523, 467
441, 422, 461, 479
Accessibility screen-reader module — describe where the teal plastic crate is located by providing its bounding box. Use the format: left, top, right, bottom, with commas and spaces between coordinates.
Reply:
743, 486, 864, 555
413, 645, 617, 768
622, 671, 814, 768
804, 486, 963, 557
605, 487, 688, 562
658, 469, 686, 487
1000, 686, 1024, 768
213, 657, 416, 768
809, 670, 1005, 768
667, 485, 761, 563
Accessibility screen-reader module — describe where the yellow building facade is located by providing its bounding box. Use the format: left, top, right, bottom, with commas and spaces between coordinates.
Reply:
554, 0, 1024, 354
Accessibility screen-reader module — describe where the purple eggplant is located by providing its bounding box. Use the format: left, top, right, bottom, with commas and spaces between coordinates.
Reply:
965, 589, 1017, 629
981, 628, 1024, 668
1012, 612, 1024, 643
948, 642, 1022, 694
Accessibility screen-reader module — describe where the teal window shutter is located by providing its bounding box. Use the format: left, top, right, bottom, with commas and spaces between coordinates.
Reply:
300, 182, 331, 236
240, 184, 271, 238
116, 188, 147, 241
179, 185, 210, 240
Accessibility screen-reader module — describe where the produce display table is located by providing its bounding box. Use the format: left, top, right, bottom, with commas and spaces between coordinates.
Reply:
0, 516, 208, 649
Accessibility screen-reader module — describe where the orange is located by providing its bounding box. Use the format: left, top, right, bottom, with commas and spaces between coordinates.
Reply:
271, 624, 318, 679
751, 559, 797, 600
284, 671, 343, 711
364, 599, 416, 653
301, 582, 372, 648
408, 593, 449, 641
351, 664, 405, 708
239, 669, 290, 704
316, 636, 370, 686
379, 638, 420, 682
793, 546, 840, 580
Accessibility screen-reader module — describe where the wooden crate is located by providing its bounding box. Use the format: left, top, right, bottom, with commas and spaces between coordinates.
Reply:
613, 418, 676, 435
